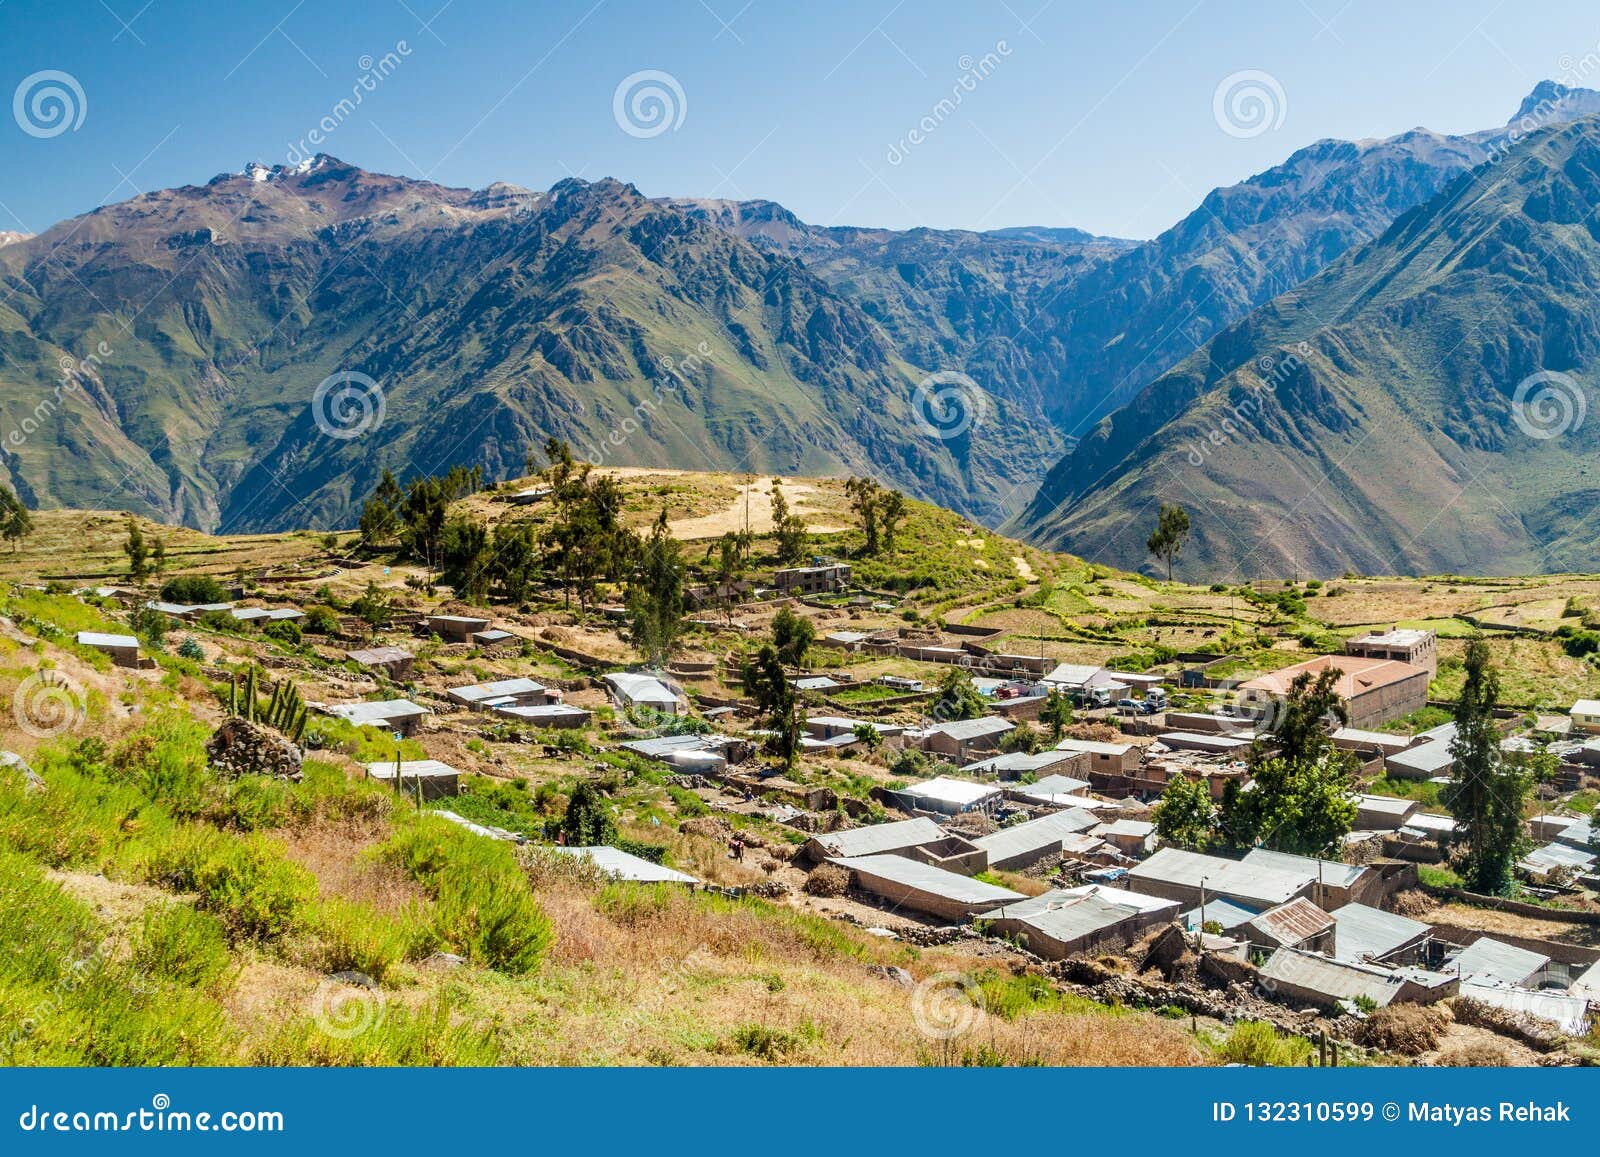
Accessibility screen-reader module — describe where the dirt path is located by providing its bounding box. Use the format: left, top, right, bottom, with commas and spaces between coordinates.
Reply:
668, 477, 844, 540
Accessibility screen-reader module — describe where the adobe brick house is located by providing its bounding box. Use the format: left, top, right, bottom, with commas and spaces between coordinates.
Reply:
1240, 654, 1429, 729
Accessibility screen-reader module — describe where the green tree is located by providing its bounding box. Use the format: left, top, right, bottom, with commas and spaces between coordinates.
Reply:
542, 458, 639, 610
489, 520, 541, 604
440, 516, 492, 603
151, 536, 166, 578
771, 605, 815, 669
999, 721, 1043, 754
1039, 689, 1074, 741
845, 476, 882, 555
0, 484, 33, 552
770, 479, 808, 565
1441, 639, 1530, 895
742, 643, 802, 769
161, 574, 230, 604
877, 489, 908, 555
852, 722, 884, 751
1146, 502, 1191, 582
358, 469, 404, 546
1220, 668, 1357, 854
351, 581, 393, 628
123, 516, 149, 582
561, 781, 617, 846
627, 507, 685, 667
1154, 774, 1216, 851
931, 666, 987, 722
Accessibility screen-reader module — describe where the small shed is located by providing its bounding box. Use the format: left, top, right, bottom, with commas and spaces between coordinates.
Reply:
426, 614, 492, 644
1090, 818, 1157, 857
1242, 897, 1337, 953
76, 630, 141, 669
448, 677, 553, 711
494, 703, 591, 729
979, 886, 1179, 960
974, 809, 1100, 871
603, 671, 683, 716
1352, 793, 1420, 831
1451, 937, 1552, 987
364, 759, 460, 800
324, 697, 430, 736
345, 645, 416, 680
1258, 948, 1456, 1009
883, 775, 1002, 817
917, 716, 1014, 762
804, 816, 947, 864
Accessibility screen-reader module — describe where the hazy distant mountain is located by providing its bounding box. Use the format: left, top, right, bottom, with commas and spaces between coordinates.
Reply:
1011, 114, 1600, 577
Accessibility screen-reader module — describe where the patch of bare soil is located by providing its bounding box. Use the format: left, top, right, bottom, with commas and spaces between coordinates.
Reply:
667, 477, 844, 540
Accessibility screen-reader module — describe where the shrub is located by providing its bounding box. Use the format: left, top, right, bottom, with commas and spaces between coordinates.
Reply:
1359, 1003, 1447, 1056
381, 818, 552, 974
131, 902, 235, 991
303, 606, 341, 635
177, 636, 205, 661
262, 619, 302, 646
161, 575, 232, 604
1217, 1020, 1313, 1067
184, 836, 317, 943
306, 898, 432, 983
805, 863, 849, 897
250, 992, 499, 1066
216, 775, 292, 831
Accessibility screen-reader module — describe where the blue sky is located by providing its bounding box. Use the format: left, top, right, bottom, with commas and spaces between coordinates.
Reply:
2, 0, 1598, 239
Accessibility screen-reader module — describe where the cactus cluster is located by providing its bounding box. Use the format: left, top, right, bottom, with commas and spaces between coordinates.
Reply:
227, 666, 309, 743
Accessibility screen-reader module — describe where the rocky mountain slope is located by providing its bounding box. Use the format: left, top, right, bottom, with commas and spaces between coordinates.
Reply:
1011, 114, 1600, 578
0, 159, 1063, 533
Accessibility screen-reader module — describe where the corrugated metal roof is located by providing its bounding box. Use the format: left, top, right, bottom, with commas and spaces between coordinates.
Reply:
1460, 979, 1590, 1035
926, 716, 1013, 741
326, 698, 429, 726
1056, 738, 1135, 756
1330, 902, 1430, 963
1242, 847, 1371, 890
449, 677, 547, 703
830, 854, 1023, 905
494, 704, 588, 722
1258, 947, 1410, 1008
1452, 937, 1550, 985
603, 672, 679, 704
1181, 896, 1261, 932
961, 750, 1079, 775
365, 759, 459, 779
553, 845, 697, 884
1023, 772, 1092, 795
810, 817, 947, 858
974, 809, 1098, 861
982, 891, 1144, 946
77, 630, 138, 648
1519, 842, 1597, 875
1246, 897, 1335, 946
1132, 847, 1312, 908
894, 776, 1002, 807
347, 645, 413, 664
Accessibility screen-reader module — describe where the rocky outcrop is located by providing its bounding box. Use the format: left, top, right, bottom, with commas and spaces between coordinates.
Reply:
205, 717, 303, 781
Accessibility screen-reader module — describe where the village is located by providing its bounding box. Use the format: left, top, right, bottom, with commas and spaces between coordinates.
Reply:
11, 466, 1600, 1066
